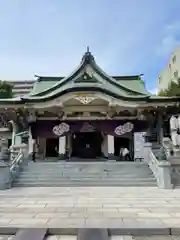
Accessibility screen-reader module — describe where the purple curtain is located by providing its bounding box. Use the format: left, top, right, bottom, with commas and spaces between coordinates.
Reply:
30, 120, 147, 139
30, 120, 148, 138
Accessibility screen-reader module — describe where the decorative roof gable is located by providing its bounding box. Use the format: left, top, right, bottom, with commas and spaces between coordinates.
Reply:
23, 49, 152, 102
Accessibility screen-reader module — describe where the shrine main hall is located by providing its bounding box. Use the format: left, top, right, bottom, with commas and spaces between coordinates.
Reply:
0, 50, 179, 161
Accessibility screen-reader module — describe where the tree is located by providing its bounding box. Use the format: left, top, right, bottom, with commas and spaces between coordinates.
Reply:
158, 79, 180, 97
0, 81, 13, 98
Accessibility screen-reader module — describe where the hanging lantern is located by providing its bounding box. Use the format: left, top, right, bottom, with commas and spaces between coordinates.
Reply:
170, 116, 178, 131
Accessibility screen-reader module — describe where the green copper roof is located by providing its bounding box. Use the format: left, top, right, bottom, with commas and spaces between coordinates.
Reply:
0, 50, 178, 105
24, 50, 151, 102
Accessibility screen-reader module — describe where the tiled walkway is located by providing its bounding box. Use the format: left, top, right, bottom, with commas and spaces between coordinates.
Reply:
0, 187, 180, 228
1, 235, 180, 239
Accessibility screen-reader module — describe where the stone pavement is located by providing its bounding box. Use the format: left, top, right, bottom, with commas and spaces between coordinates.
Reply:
1, 187, 180, 229
1, 235, 180, 239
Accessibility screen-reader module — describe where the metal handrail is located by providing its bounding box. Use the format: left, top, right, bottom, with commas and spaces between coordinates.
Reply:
9, 149, 24, 173
15, 131, 29, 137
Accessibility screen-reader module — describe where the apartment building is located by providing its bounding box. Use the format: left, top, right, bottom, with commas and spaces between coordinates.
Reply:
158, 48, 180, 91
8, 80, 35, 97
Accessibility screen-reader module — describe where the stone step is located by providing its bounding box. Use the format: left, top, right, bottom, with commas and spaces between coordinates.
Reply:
13, 161, 156, 187
26, 162, 149, 167
21, 171, 153, 175
22, 169, 152, 173
14, 178, 155, 182
13, 182, 157, 187
26, 165, 150, 169
19, 171, 154, 175
14, 179, 156, 184
24, 166, 152, 172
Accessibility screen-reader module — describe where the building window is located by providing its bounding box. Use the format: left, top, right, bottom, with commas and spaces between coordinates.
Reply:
158, 76, 161, 83
174, 71, 178, 78
169, 64, 171, 69
172, 55, 176, 64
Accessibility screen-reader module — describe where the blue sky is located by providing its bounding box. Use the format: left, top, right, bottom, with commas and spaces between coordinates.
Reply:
0, 0, 180, 93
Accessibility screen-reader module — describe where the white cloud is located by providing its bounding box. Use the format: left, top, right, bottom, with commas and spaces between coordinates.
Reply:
148, 88, 158, 95
157, 21, 180, 56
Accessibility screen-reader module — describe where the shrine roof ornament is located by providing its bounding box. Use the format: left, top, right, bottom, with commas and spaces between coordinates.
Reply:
81, 46, 95, 64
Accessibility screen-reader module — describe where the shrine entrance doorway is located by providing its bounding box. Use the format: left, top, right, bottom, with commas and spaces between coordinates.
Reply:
71, 132, 102, 159
45, 138, 59, 157
114, 136, 133, 161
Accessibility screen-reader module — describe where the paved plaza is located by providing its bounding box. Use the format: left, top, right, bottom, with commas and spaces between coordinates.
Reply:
2, 235, 180, 239
0, 186, 180, 229
1, 235, 180, 240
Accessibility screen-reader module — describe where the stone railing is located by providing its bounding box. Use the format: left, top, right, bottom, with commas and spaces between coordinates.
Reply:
144, 142, 172, 189
0, 144, 29, 190
162, 137, 174, 158
10, 149, 25, 181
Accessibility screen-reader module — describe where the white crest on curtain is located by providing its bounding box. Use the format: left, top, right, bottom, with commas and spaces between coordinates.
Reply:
115, 122, 134, 136
53, 122, 70, 136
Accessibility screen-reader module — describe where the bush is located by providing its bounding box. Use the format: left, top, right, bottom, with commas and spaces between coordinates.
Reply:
0, 81, 13, 98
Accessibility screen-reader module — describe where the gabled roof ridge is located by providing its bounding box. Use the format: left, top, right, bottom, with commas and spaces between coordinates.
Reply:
36, 76, 64, 82
30, 61, 84, 97
113, 75, 143, 80
28, 50, 150, 98
90, 60, 150, 96
30, 50, 96, 97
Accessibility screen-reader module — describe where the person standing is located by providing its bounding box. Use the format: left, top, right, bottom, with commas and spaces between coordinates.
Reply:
120, 147, 131, 161
32, 141, 36, 162
119, 147, 124, 161
32, 142, 38, 162
123, 147, 131, 161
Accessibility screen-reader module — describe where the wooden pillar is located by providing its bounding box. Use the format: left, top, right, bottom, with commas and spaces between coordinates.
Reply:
107, 135, 114, 160
157, 112, 164, 144
59, 136, 66, 160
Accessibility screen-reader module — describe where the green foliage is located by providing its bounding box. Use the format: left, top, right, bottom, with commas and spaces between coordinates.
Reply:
0, 81, 13, 98
158, 79, 180, 97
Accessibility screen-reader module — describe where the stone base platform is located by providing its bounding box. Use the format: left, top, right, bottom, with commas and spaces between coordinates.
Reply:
0, 187, 180, 232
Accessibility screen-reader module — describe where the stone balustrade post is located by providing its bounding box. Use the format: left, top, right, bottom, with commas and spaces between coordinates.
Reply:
157, 162, 172, 189
143, 142, 152, 162
162, 137, 173, 158
0, 161, 11, 190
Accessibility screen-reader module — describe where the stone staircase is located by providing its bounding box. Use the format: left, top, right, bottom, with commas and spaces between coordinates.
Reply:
13, 161, 157, 187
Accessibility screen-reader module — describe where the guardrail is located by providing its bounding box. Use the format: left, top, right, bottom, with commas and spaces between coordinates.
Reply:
0, 144, 29, 190
10, 149, 25, 181
147, 146, 172, 189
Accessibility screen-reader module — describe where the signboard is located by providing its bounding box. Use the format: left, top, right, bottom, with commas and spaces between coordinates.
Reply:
134, 132, 146, 159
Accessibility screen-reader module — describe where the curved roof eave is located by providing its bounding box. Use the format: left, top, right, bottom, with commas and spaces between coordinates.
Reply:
22, 85, 150, 103
30, 61, 85, 97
